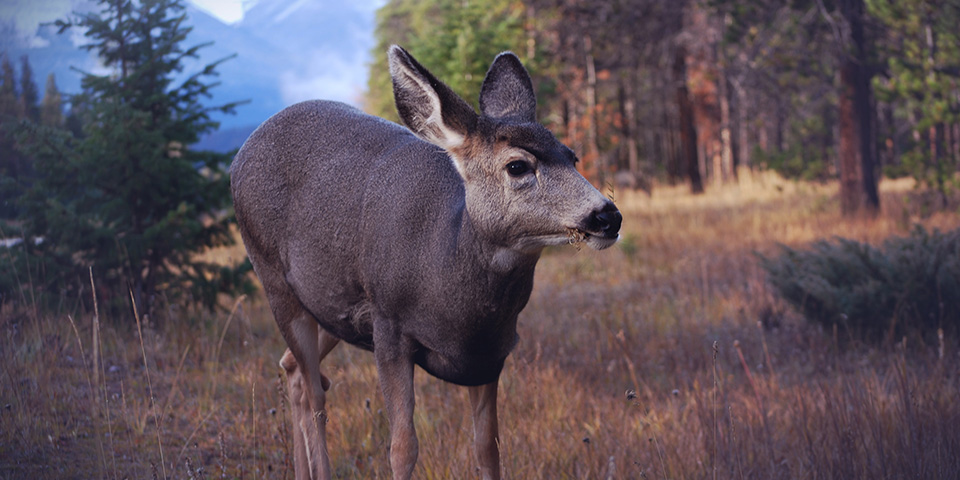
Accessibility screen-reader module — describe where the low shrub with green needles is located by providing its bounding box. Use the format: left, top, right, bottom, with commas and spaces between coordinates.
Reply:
760, 225, 960, 343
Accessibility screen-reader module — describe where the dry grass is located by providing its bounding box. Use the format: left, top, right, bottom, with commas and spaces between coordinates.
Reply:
2, 173, 960, 479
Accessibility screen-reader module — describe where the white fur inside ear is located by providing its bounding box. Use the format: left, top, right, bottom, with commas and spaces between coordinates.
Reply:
394, 67, 465, 151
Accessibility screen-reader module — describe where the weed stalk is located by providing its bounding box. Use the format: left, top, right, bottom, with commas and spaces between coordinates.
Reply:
132, 288, 167, 480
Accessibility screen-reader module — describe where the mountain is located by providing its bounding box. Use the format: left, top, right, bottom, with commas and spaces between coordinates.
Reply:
193, 124, 258, 153
0, 0, 383, 152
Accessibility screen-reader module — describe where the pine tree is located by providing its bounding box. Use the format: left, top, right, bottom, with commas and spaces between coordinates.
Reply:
5, 0, 250, 316
18, 56, 39, 121
40, 73, 62, 127
870, 0, 960, 205
0, 54, 22, 218
0, 54, 16, 118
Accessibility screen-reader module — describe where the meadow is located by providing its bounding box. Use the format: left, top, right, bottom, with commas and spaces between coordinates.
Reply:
2, 173, 959, 479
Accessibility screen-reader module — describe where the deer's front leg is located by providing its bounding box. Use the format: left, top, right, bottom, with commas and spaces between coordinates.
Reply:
468, 381, 501, 480
374, 323, 418, 480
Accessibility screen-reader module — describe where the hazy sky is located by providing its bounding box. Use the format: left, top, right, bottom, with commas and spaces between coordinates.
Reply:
0, 0, 73, 46
0, 0, 364, 38
0, 0, 387, 127
189, 0, 255, 24
0, 1, 249, 50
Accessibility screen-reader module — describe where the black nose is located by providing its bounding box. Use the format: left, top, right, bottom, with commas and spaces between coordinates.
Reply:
592, 203, 622, 236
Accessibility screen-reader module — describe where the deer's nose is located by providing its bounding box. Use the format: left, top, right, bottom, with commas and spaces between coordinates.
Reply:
592, 203, 622, 237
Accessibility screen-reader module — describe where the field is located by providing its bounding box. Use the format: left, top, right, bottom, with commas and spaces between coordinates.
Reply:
2, 173, 959, 479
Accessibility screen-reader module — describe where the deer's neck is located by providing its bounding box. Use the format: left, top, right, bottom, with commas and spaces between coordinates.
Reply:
456, 201, 542, 277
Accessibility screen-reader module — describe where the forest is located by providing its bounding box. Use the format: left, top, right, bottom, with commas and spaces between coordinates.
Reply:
368, 0, 960, 214
1, 0, 960, 478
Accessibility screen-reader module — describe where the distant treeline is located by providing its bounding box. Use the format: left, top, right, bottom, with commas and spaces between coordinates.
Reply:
0, 55, 73, 219
367, 0, 960, 215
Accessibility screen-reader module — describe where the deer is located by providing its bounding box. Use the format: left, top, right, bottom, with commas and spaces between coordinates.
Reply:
230, 45, 622, 480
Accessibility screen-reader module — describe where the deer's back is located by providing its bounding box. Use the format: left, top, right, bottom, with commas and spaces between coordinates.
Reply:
230, 100, 464, 347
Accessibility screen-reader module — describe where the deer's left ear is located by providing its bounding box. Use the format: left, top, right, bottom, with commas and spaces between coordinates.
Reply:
479, 52, 537, 123
389, 45, 478, 150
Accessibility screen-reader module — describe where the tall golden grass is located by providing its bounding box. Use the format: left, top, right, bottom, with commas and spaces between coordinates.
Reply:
2, 172, 959, 479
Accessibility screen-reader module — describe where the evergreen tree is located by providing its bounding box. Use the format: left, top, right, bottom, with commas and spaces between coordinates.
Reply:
18, 56, 39, 121
0, 54, 16, 118
4, 0, 250, 315
0, 54, 22, 218
870, 0, 960, 205
40, 73, 63, 127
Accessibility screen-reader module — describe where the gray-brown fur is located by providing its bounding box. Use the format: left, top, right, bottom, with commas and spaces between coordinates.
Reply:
231, 45, 621, 480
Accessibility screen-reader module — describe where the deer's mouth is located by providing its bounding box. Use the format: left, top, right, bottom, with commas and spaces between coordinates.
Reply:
565, 228, 589, 245
568, 202, 622, 250
566, 227, 619, 250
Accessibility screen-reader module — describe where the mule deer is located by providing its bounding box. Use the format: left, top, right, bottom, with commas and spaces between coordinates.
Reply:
231, 45, 621, 480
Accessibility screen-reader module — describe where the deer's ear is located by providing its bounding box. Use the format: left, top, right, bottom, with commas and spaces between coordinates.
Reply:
389, 45, 477, 150
479, 52, 536, 123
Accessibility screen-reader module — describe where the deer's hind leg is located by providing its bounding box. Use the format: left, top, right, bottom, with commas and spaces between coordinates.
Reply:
258, 262, 340, 480
280, 328, 339, 480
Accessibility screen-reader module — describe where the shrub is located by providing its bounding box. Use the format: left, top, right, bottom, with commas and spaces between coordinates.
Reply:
759, 226, 960, 342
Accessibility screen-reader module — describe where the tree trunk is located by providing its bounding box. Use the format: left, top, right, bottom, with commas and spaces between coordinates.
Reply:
880, 100, 897, 171
853, 49, 879, 211
565, 97, 579, 158
758, 108, 769, 152
933, 123, 948, 206
622, 72, 640, 176
822, 97, 835, 176
950, 123, 960, 169
838, 63, 863, 215
525, 4, 536, 61
775, 96, 785, 153
838, 0, 880, 215
584, 35, 602, 183
951, 123, 960, 165
733, 77, 750, 171
662, 78, 682, 182
719, 74, 734, 182
675, 46, 703, 194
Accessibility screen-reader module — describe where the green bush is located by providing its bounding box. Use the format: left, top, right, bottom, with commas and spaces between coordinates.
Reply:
759, 226, 960, 342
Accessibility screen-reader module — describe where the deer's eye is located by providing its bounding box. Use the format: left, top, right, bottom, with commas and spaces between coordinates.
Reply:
506, 160, 533, 177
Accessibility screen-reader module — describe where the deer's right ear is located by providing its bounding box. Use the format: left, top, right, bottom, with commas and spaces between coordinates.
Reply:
389, 45, 477, 151
479, 52, 536, 123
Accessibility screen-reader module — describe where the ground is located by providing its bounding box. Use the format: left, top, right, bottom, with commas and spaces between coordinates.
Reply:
2, 173, 959, 479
